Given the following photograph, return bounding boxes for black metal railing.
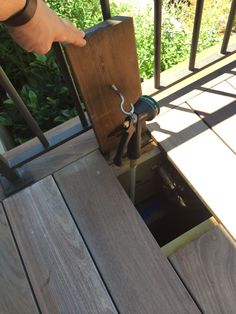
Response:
[0,0,235,188]
[155,0,236,87]
[101,0,235,87]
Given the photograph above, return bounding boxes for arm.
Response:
[0,0,86,54]
[0,0,26,20]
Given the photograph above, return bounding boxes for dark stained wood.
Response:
[54,151,200,314]
[65,17,142,154]
[148,102,236,240]
[0,203,39,314]
[170,225,236,314]
[4,177,117,314]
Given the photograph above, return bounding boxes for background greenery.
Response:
[0,0,233,145]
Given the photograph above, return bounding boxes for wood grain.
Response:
[148,102,236,239]
[0,203,38,314]
[170,225,236,314]
[54,151,200,314]
[65,17,142,154]
[4,177,117,314]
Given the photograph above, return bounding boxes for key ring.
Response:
[111,84,134,117]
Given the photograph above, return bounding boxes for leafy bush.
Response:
[0,26,77,144]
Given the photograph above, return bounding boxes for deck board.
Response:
[170,225,236,314]
[65,17,141,153]
[22,129,98,185]
[54,150,200,314]
[0,203,39,314]
[187,80,236,153]
[4,176,117,314]
[148,103,236,239]
[227,67,236,88]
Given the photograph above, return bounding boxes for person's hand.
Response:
[7,0,86,54]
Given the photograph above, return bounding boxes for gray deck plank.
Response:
[0,203,39,314]
[54,150,200,314]
[4,176,117,314]
[170,225,236,314]
[22,129,98,186]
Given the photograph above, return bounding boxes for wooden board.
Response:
[54,151,200,314]
[148,103,236,239]
[64,17,142,154]
[187,79,236,153]
[170,225,236,314]
[0,203,38,314]
[22,129,98,186]
[4,177,117,314]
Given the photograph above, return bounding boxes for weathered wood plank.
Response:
[187,80,236,153]
[65,17,142,154]
[0,203,39,314]
[170,225,236,314]
[21,129,98,185]
[4,116,86,168]
[4,177,117,314]
[148,103,236,239]
[54,151,200,314]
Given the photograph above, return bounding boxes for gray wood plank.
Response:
[4,177,117,314]
[22,129,98,185]
[170,225,236,314]
[0,203,39,314]
[148,102,236,240]
[54,150,200,314]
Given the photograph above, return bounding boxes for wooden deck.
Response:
[0,56,236,313]
[148,55,236,240]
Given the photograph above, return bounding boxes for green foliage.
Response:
[0,26,77,145]
[0,0,231,145]
[45,0,102,29]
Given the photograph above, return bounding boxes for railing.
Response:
[0,0,235,192]
[0,52,91,187]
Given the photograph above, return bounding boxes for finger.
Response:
[55,19,87,47]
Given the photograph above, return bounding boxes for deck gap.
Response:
[168,258,204,314]
[189,106,236,156]
[115,148,211,247]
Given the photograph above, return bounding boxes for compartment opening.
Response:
[117,152,211,247]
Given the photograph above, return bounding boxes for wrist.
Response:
[2,0,38,27]
[0,0,26,21]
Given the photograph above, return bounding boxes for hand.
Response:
[7,0,86,54]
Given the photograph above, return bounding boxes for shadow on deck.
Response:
[0,54,236,313]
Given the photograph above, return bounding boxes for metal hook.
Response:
[111,84,134,117]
